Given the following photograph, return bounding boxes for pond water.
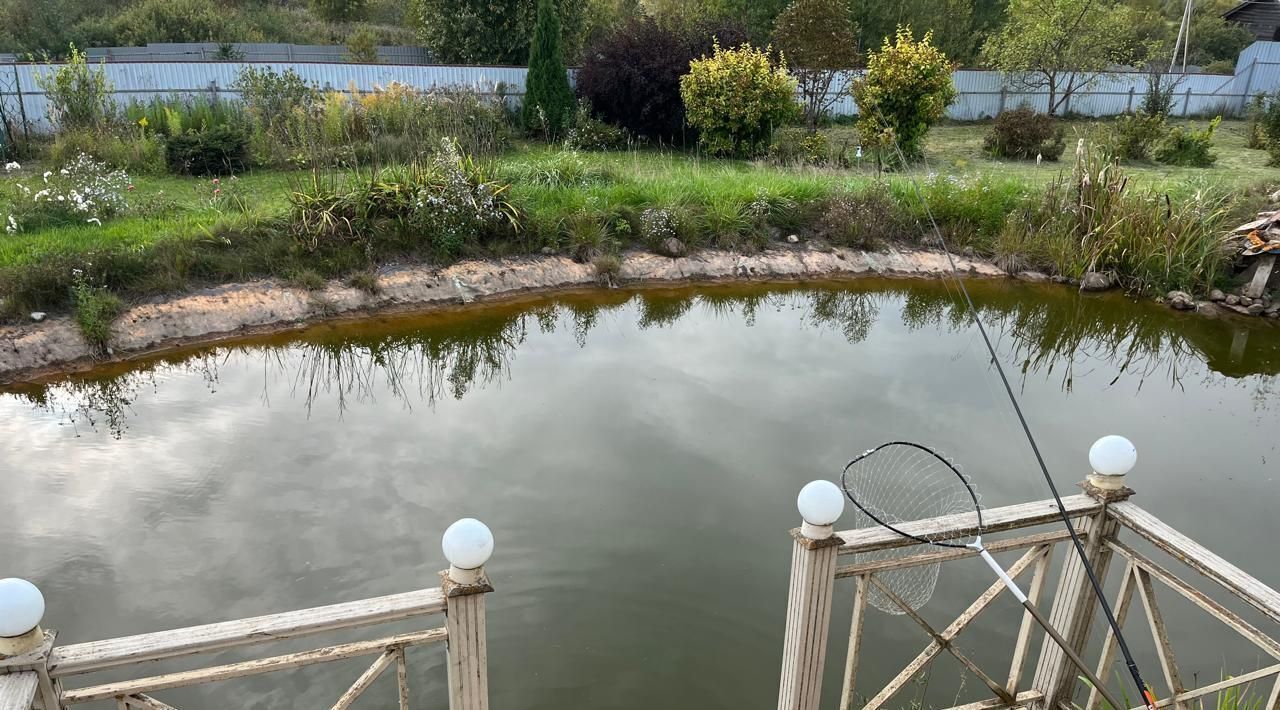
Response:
[2,280,1278,710]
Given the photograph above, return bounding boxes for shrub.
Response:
[771,0,860,127]
[574,16,748,142]
[983,106,1065,160]
[346,25,381,63]
[108,0,249,45]
[33,45,114,130]
[852,27,955,161]
[1245,92,1269,149]
[815,186,907,248]
[768,127,831,165]
[1112,113,1167,161]
[522,0,576,138]
[680,42,798,158]
[50,128,166,174]
[1255,91,1280,165]
[1139,71,1178,118]
[166,125,251,175]
[563,100,627,151]
[1153,117,1220,167]
[234,66,317,156]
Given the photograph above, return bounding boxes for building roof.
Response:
[1223,0,1280,21]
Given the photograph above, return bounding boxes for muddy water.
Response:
[2,280,1277,709]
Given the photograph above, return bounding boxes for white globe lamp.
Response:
[0,578,45,657]
[1088,435,1137,490]
[797,480,845,539]
[442,518,494,584]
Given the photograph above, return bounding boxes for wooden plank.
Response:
[126,694,180,710]
[51,587,447,678]
[836,531,1074,578]
[1134,568,1187,705]
[837,496,1101,556]
[396,647,410,710]
[331,650,397,710]
[446,592,491,710]
[1267,672,1280,710]
[1162,665,1280,707]
[60,627,447,704]
[1086,563,1139,710]
[945,690,1044,710]
[1243,254,1276,299]
[0,672,38,710]
[1107,540,1280,660]
[1007,542,1055,695]
[1108,502,1280,625]
[838,574,870,710]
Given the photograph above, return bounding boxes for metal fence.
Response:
[1,42,1278,134]
[84,43,435,64]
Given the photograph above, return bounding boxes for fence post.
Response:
[1126,87,1135,113]
[778,481,845,710]
[0,579,60,710]
[1030,437,1137,708]
[998,86,1007,115]
[441,519,495,710]
[1182,87,1192,117]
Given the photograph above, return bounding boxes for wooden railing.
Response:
[777,476,1280,710]
[0,532,494,710]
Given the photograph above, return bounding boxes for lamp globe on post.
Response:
[1088,435,1137,491]
[797,480,845,540]
[0,578,45,657]
[442,518,494,585]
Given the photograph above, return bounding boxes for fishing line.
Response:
[873,118,1158,710]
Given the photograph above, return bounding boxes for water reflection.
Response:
[4,280,1278,438]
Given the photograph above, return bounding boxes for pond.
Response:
[2,279,1278,709]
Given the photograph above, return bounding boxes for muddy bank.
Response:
[0,247,1003,383]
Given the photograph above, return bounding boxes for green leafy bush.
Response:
[768,127,831,165]
[71,271,123,352]
[346,24,380,62]
[771,0,860,127]
[983,106,1065,160]
[234,66,317,161]
[1112,113,1167,161]
[311,0,366,21]
[851,27,956,160]
[33,45,114,130]
[1154,117,1220,167]
[680,42,798,158]
[166,125,251,175]
[563,101,627,151]
[50,128,165,174]
[1254,91,1280,165]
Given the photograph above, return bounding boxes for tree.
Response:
[1186,12,1253,69]
[772,0,860,127]
[680,41,798,156]
[574,16,748,141]
[849,0,981,65]
[523,0,576,136]
[346,24,380,63]
[982,0,1134,115]
[850,26,955,159]
[310,0,367,22]
[413,0,587,65]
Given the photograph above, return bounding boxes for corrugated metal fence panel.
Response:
[85,43,435,63]
[6,42,1276,131]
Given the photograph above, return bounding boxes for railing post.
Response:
[440,519,495,710]
[1030,437,1137,709]
[778,481,845,710]
[0,578,60,710]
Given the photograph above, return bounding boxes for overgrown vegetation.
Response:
[680,42,798,158]
[984,106,1065,160]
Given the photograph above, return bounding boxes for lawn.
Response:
[0,118,1276,320]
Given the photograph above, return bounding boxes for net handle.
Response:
[840,441,983,550]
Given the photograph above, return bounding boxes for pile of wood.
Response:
[1234,209,1280,256]
[1231,208,1280,300]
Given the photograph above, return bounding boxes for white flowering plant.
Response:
[0,154,130,234]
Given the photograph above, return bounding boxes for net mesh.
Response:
[841,443,980,614]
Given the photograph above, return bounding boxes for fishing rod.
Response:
[874,120,1159,710]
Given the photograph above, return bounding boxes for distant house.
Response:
[1223,0,1280,41]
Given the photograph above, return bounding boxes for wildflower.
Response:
[3,161,19,172]
[5,215,17,234]
[43,170,51,182]
[214,188,222,196]
[212,178,220,185]
[138,116,148,128]
[86,217,102,226]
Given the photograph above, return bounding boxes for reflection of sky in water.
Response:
[0,281,1277,710]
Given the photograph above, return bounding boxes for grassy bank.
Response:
[1,119,1277,326]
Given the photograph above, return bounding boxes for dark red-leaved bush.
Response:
[574,16,747,143]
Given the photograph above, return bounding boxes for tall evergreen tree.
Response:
[522,0,576,136]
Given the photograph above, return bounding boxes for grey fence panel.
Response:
[4,41,1277,133]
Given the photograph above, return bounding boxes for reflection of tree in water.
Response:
[7,282,1277,437]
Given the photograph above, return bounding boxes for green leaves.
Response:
[680,42,799,157]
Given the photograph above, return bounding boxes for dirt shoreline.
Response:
[0,247,1004,384]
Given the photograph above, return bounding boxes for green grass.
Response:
[1,118,1277,320]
